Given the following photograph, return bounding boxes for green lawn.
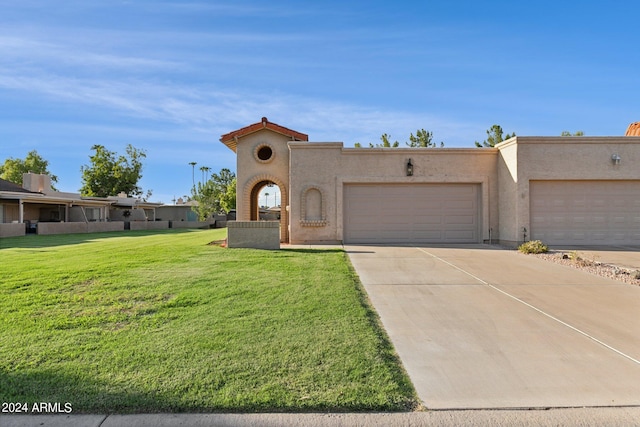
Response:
[0,229,417,413]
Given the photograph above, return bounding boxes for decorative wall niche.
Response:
[300,186,327,227]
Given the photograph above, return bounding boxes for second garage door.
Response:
[343,183,480,244]
[530,180,640,245]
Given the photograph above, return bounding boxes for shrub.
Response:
[518,240,548,254]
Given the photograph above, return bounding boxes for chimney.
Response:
[22,173,53,194]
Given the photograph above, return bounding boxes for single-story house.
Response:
[0,173,164,237]
[221,117,640,246]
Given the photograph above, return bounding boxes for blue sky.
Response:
[1,0,639,204]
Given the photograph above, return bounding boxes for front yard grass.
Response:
[0,229,417,413]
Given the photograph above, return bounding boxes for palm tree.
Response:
[188,162,197,188]
[264,192,270,208]
[200,166,211,183]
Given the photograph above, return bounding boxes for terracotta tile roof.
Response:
[220,117,308,152]
[625,122,640,136]
[0,178,38,193]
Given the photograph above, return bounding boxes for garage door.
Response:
[343,183,480,244]
[530,181,640,245]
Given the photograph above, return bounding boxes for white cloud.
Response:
[0,68,480,147]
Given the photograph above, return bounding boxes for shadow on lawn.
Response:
[0,367,418,413]
[279,248,344,254]
[0,368,172,414]
[0,229,203,251]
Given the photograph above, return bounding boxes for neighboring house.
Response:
[156,198,199,222]
[0,173,163,237]
[221,117,640,246]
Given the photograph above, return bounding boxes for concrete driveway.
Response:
[345,244,640,410]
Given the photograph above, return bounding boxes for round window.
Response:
[254,144,275,163]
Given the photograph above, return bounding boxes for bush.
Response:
[518,240,548,254]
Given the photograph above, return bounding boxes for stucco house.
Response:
[0,173,165,237]
[221,117,640,247]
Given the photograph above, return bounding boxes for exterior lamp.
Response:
[612,154,621,165]
[406,159,413,176]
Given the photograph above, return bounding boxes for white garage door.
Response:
[343,183,480,244]
[530,181,640,245]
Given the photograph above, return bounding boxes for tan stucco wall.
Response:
[497,136,640,246]
[229,123,640,246]
[129,221,169,231]
[288,143,499,244]
[496,138,519,245]
[227,221,280,249]
[35,221,125,235]
[236,129,292,242]
[0,223,25,237]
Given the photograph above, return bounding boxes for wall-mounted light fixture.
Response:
[612,153,621,165]
[406,158,413,176]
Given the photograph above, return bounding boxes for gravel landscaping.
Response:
[528,251,640,286]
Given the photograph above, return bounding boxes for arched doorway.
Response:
[244,175,288,243]
[249,180,279,220]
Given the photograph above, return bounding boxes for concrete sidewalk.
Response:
[4,408,640,427]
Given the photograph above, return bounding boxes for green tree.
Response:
[0,150,58,189]
[354,130,444,148]
[378,133,400,147]
[475,125,515,147]
[191,168,236,220]
[406,129,444,147]
[80,144,148,197]
[561,130,585,136]
[220,178,237,213]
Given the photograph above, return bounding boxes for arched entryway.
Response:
[243,174,288,243]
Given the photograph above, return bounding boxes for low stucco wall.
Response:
[129,221,169,231]
[0,223,25,238]
[170,221,211,229]
[37,222,87,235]
[88,222,125,233]
[227,221,280,250]
[36,221,125,235]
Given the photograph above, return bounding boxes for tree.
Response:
[220,178,236,213]
[80,144,148,197]
[188,162,197,188]
[354,130,444,148]
[355,133,400,148]
[561,131,585,136]
[378,133,400,147]
[475,125,515,147]
[407,129,444,148]
[191,168,236,220]
[0,150,58,189]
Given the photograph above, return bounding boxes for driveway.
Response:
[345,244,640,410]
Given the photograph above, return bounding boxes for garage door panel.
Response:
[444,230,476,240]
[414,217,444,226]
[445,215,475,225]
[344,183,480,244]
[530,181,640,245]
[414,230,445,240]
[444,200,475,210]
